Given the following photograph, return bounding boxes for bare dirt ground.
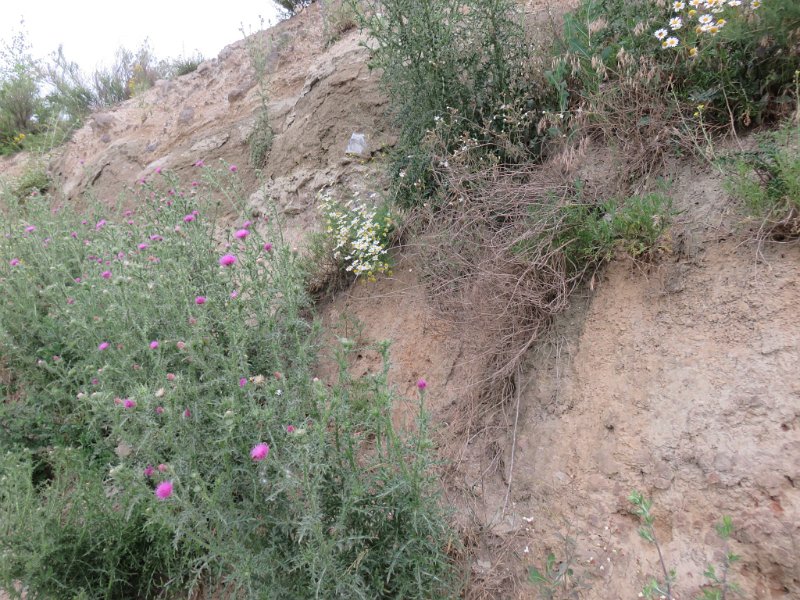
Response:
[320,158,800,599]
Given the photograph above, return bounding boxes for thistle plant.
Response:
[0,163,455,599]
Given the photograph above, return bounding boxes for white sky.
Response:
[1,1,281,73]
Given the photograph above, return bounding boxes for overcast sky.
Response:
[1,1,281,72]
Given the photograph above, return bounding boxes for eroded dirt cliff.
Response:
[1,3,797,598]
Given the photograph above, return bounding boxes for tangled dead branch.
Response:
[404,161,595,412]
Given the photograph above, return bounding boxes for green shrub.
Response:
[166,53,205,77]
[532,190,672,276]
[0,28,44,153]
[242,26,275,168]
[558,0,800,126]
[322,0,359,45]
[352,0,547,207]
[723,121,800,238]
[273,0,316,16]
[2,161,51,202]
[0,164,457,598]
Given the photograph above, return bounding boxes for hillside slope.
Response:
[1,3,797,599]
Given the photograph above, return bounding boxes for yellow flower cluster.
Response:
[654,0,761,53]
[321,192,392,283]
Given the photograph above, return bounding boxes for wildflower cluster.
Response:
[654,0,762,53]
[0,164,454,598]
[320,190,393,282]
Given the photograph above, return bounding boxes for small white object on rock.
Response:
[346,132,368,156]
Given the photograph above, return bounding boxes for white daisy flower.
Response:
[654,28,669,40]
[670,17,683,29]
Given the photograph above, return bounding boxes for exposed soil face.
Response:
[322,159,800,599]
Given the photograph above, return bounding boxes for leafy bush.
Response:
[352,0,547,207]
[558,0,800,127]
[242,27,275,168]
[322,0,359,45]
[723,121,800,238]
[0,164,457,598]
[528,190,672,276]
[0,30,208,156]
[0,29,44,153]
[7,161,50,201]
[166,53,205,77]
[273,0,317,16]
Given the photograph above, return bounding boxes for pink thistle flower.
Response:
[230,290,239,299]
[155,406,165,414]
[98,342,110,351]
[150,234,163,241]
[155,480,173,500]
[124,210,133,217]
[229,164,238,172]
[243,220,252,227]
[183,214,195,223]
[91,378,99,386]
[144,465,154,477]
[176,341,186,350]
[194,159,205,167]
[250,443,269,461]
[71,231,78,238]
[157,463,167,472]
[67,298,75,305]
[154,166,162,174]
[9,258,20,267]
[219,254,237,267]
[286,425,296,433]
[188,317,197,325]
[166,373,176,381]
[123,399,136,408]
[191,181,199,187]
[74,277,82,283]
[263,242,273,252]
[234,229,249,239]
[138,243,149,251]
[239,377,247,387]
[183,408,191,418]
[150,340,159,349]
[417,378,428,391]
[24,225,36,233]
[101,270,112,279]
[195,296,206,305]
[95,220,107,230]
